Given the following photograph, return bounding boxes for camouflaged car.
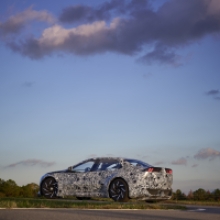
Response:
[39,157,173,202]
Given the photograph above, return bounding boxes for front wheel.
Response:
[41,177,58,199]
[109,178,129,202]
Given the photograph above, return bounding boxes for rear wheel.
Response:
[41,177,58,199]
[109,178,129,202]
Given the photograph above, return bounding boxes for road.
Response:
[0,206,220,220]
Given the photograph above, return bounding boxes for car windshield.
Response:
[124,159,151,168]
[72,161,95,173]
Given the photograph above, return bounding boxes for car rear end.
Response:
[142,166,173,200]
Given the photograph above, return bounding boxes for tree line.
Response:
[0,178,39,198]
[172,188,220,201]
[0,177,220,201]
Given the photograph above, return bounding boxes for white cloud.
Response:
[194,148,220,160]
[154,161,166,165]
[171,157,187,166]
[5,159,55,168]
[207,0,220,16]
[2,0,220,63]
[0,7,55,35]
[192,164,198,168]
[39,20,110,47]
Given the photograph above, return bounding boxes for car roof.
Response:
[86,157,148,163]
[72,157,151,168]
[86,157,123,161]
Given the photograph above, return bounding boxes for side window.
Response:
[129,161,139,166]
[125,159,150,168]
[72,161,94,173]
[106,163,122,170]
[97,161,121,171]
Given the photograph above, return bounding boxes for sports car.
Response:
[39,157,173,202]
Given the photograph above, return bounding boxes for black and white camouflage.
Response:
[39,157,173,201]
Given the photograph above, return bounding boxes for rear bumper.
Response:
[130,188,172,200]
[148,189,172,197]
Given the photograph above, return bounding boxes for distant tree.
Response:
[20,183,39,197]
[0,178,6,197]
[0,178,4,185]
[0,178,5,194]
[172,189,186,200]
[21,185,33,197]
[187,190,194,200]
[1,179,21,197]
[193,188,208,201]
[212,189,220,201]
[0,178,39,198]
[206,190,212,201]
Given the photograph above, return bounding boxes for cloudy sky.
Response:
[0,0,220,193]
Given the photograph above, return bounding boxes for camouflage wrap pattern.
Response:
[40,157,173,200]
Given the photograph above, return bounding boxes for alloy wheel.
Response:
[41,177,58,199]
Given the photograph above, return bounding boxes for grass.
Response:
[0,197,187,210]
[165,200,220,207]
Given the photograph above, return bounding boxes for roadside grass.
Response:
[0,198,186,210]
[165,200,220,207]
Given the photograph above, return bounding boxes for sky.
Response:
[0,0,220,194]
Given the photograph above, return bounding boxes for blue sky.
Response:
[0,0,220,193]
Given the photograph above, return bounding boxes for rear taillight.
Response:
[165,168,173,174]
[147,167,154,172]
[146,167,162,172]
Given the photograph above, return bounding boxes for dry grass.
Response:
[165,200,220,207]
[0,201,17,208]
[0,198,187,210]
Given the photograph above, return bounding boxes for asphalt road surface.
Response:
[0,206,220,220]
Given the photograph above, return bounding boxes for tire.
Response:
[41,177,58,199]
[109,178,129,202]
